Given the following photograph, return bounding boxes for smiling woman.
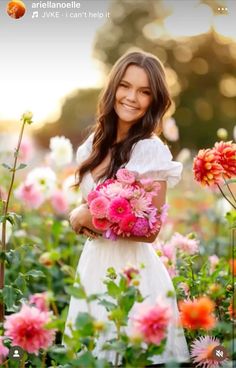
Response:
[63,50,190,365]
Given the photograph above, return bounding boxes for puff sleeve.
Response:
[125,137,183,188]
[76,133,94,165]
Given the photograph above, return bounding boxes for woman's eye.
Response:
[120,83,128,88]
[141,90,151,95]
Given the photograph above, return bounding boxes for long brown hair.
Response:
[75,50,171,185]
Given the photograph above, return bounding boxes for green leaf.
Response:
[106,280,121,298]
[26,269,45,279]
[98,298,116,311]
[75,312,95,337]
[15,273,26,291]
[72,351,96,367]
[3,285,22,310]
[2,163,12,170]
[16,163,27,170]
[65,285,86,299]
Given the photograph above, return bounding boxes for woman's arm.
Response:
[74,181,167,243]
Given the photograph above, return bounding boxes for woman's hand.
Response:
[69,204,89,233]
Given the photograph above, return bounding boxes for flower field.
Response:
[0,115,235,367]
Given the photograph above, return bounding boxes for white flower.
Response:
[49,136,73,166]
[163,118,179,141]
[217,128,228,140]
[62,175,82,205]
[26,167,57,198]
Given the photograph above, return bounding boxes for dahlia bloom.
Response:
[26,167,57,198]
[14,182,44,209]
[213,140,236,179]
[131,217,149,236]
[132,299,171,345]
[89,196,110,218]
[130,193,151,217]
[170,232,199,255]
[116,168,136,184]
[87,190,101,206]
[179,297,216,330]
[51,190,69,214]
[208,255,219,274]
[4,304,56,355]
[92,217,111,231]
[49,136,73,166]
[29,292,50,312]
[108,197,132,222]
[119,214,137,233]
[193,148,223,186]
[0,337,9,364]
[190,336,226,368]
[139,178,161,196]
[100,182,124,198]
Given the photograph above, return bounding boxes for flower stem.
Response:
[217,184,236,210]
[223,176,236,204]
[0,118,26,322]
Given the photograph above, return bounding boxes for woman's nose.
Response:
[126,89,137,101]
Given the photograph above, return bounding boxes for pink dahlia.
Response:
[14,182,44,209]
[209,255,219,274]
[131,217,149,236]
[51,190,69,214]
[139,178,161,196]
[0,337,9,364]
[108,197,132,222]
[101,182,123,198]
[87,190,101,206]
[92,217,111,231]
[132,300,171,345]
[29,292,49,312]
[130,194,151,217]
[119,214,137,233]
[170,233,199,255]
[4,304,56,355]
[90,196,110,218]
[213,140,236,179]
[190,336,227,368]
[116,168,136,184]
[193,148,224,186]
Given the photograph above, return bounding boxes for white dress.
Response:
[63,134,190,365]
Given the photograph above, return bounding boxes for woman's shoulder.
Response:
[76,132,94,164]
[132,134,171,157]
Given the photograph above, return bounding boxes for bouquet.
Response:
[87,168,166,240]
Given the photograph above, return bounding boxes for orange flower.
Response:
[228,298,236,320]
[213,141,236,179]
[193,149,223,186]
[179,297,216,330]
[229,259,236,276]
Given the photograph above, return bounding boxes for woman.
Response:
[64,50,190,365]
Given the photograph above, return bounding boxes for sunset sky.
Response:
[0,0,235,126]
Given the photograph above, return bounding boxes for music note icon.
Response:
[32,11,38,18]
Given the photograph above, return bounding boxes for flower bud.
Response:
[22,111,33,124]
[93,320,105,331]
[39,252,54,267]
[217,128,228,140]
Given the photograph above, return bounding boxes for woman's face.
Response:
[114,65,153,127]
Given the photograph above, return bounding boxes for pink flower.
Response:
[4,304,56,355]
[123,265,139,285]
[14,182,44,209]
[108,197,132,222]
[139,178,161,196]
[209,255,219,274]
[119,214,137,233]
[130,194,151,217]
[100,182,123,198]
[116,168,136,184]
[92,217,111,231]
[87,190,101,206]
[29,292,49,312]
[131,218,149,236]
[0,337,9,364]
[51,190,69,214]
[213,140,236,179]
[162,242,176,261]
[170,233,199,255]
[160,203,169,223]
[190,336,226,368]
[90,197,110,218]
[19,138,33,162]
[132,299,171,345]
[193,148,224,186]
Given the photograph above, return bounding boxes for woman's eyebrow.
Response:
[120,79,151,89]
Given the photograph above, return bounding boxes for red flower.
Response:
[193,149,223,186]
[179,297,216,330]
[213,140,236,179]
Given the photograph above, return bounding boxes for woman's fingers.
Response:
[81,227,99,239]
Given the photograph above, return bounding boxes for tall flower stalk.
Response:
[0,112,33,322]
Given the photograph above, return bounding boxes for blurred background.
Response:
[0,0,235,153]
